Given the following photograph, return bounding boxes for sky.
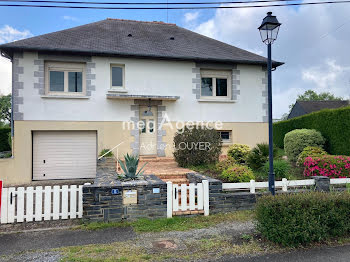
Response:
[0,1,350,118]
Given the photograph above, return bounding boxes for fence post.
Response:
[166,181,173,218]
[313,176,330,192]
[203,180,209,216]
[282,178,288,192]
[250,180,255,194]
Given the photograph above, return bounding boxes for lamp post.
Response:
[258,12,281,195]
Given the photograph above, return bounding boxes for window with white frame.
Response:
[218,130,232,143]
[45,62,85,96]
[200,70,231,99]
[110,64,125,89]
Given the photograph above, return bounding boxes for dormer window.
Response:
[45,62,86,96]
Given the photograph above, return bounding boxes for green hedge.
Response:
[273,106,350,155]
[256,192,350,247]
[0,127,11,152]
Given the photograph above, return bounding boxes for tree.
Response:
[287,90,343,113]
[0,94,11,124]
[295,90,343,102]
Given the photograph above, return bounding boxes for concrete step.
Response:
[161,178,189,184]
[157,174,188,179]
[173,210,204,216]
[139,156,175,162]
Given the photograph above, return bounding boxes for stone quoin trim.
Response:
[262,66,268,123]
[192,67,201,99]
[157,105,167,157]
[231,67,240,101]
[12,52,24,120]
[130,102,140,155]
[34,53,96,96]
[130,99,166,156]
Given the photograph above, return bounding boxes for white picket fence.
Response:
[222,178,350,193]
[166,180,209,218]
[1,185,83,224]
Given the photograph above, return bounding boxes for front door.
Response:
[139,106,157,155]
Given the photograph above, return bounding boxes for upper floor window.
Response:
[200,70,231,100]
[45,62,85,96]
[111,64,125,89]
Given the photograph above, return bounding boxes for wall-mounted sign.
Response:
[153,188,160,194]
[111,189,120,195]
[123,190,137,205]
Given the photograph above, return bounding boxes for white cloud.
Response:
[0,25,32,44]
[188,2,350,117]
[184,12,199,23]
[302,59,350,90]
[0,25,32,95]
[62,15,78,21]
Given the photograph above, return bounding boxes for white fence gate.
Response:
[166,180,209,218]
[0,185,83,224]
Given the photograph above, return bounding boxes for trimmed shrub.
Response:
[227,144,250,164]
[262,159,291,180]
[215,156,236,173]
[246,143,277,170]
[284,129,325,163]
[256,192,350,247]
[297,146,327,167]
[173,127,222,167]
[0,127,11,152]
[219,164,255,183]
[273,106,350,155]
[303,155,350,178]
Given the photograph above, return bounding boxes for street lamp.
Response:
[258,12,281,195]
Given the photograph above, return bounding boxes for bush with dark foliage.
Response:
[256,192,350,247]
[173,127,222,167]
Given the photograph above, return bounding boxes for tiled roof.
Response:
[0,19,282,66]
[298,100,350,114]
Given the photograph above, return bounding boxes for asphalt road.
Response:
[0,227,136,256]
[220,244,350,262]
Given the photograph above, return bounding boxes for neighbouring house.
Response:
[287,100,349,119]
[0,19,282,185]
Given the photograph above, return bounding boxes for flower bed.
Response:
[303,155,350,178]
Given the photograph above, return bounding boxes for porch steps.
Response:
[139,156,175,162]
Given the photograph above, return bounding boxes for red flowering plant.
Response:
[303,155,350,178]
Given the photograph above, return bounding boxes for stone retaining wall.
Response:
[188,173,258,213]
[83,173,331,222]
[83,175,167,222]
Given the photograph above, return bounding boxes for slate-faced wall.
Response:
[83,175,167,222]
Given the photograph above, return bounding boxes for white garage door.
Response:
[33,131,97,180]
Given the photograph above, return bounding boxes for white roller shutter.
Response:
[33,131,97,180]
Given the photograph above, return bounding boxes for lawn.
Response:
[61,210,272,262]
[79,210,255,232]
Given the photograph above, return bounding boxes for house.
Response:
[287,100,349,119]
[0,19,282,185]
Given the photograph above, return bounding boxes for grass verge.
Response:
[78,210,254,232]
[59,234,276,262]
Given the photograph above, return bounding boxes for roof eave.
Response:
[0,45,284,67]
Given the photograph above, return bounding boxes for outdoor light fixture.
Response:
[142,98,153,116]
[258,12,281,44]
[258,12,281,196]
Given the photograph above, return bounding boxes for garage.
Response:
[33,131,97,180]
